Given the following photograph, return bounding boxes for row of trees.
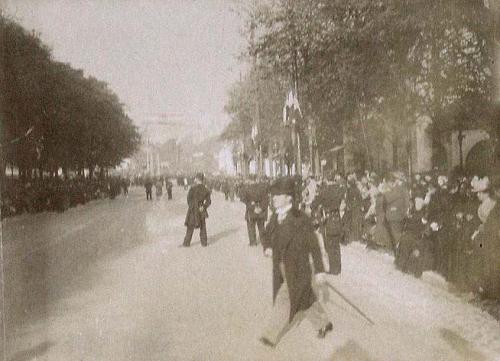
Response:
[0,15,141,181]
[223,0,498,175]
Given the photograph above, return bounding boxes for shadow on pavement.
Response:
[3,195,152,342]
[9,340,55,361]
[439,328,487,361]
[328,340,380,361]
[190,227,240,246]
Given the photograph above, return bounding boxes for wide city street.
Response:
[3,187,500,361]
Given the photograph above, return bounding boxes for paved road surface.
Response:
[3,187,500,361]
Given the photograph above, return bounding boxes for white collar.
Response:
[276,203,293,216]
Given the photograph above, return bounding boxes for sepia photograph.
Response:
[0,1,499,360]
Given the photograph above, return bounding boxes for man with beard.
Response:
[260,177,332,347]
[182,172,211,247]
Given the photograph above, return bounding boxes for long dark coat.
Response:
[426,188,450,275]
[346,184,363,243]
[476,202,500,299]
[240,182,269,221]
[383,184,409,223]
[262,209,325,322]
[383,184,409,250]
[374,193,391,248]
[323,215,343,275]
[184,184,211,228]
[312,183,343,274]
[395,209,426,277]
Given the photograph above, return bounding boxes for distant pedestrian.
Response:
[182,172,211,247]
[145,177,153,201]
[155,178,163,199]
[222,180,230,200]
[122,178,130,196]
[166,179,173,200]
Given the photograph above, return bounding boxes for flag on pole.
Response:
[251,123,258,142]
[283,90,302,125]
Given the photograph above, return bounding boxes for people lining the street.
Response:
[4,168,496,322]
[203,169,498,307]
[203,169,497,303]
[0,176,130,217]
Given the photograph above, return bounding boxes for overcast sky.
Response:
[3,0,246,143]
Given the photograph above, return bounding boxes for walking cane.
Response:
[325,282,375,326]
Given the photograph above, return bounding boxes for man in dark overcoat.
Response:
[221,179,230,200]
[260,177,332,347]
[312,178,344,275]
[345,174,362,243]
[144,177,153,201]
[426,175,450,274]
[383,174,410,253]
[240,175,269,246]
[475,176,500,299]
[182,172,211,247]
[165,178,173,200]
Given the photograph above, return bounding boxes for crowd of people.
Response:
[0,176,131,218]
[208,170,499,307]
[142,176,173,201]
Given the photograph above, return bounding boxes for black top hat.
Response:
[195,172,204,181]
[270,177,295,196]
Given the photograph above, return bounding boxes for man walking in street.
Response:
[240,175,269,246]
[260,177,332,347]
[144,176,153,201]
[166,178,173,200]
[182,172,211,247]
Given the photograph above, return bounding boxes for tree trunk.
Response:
[0,201,5,361]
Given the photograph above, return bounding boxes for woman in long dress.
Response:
[394,197,426,277]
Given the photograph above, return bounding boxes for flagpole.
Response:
[294,81,302,177]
